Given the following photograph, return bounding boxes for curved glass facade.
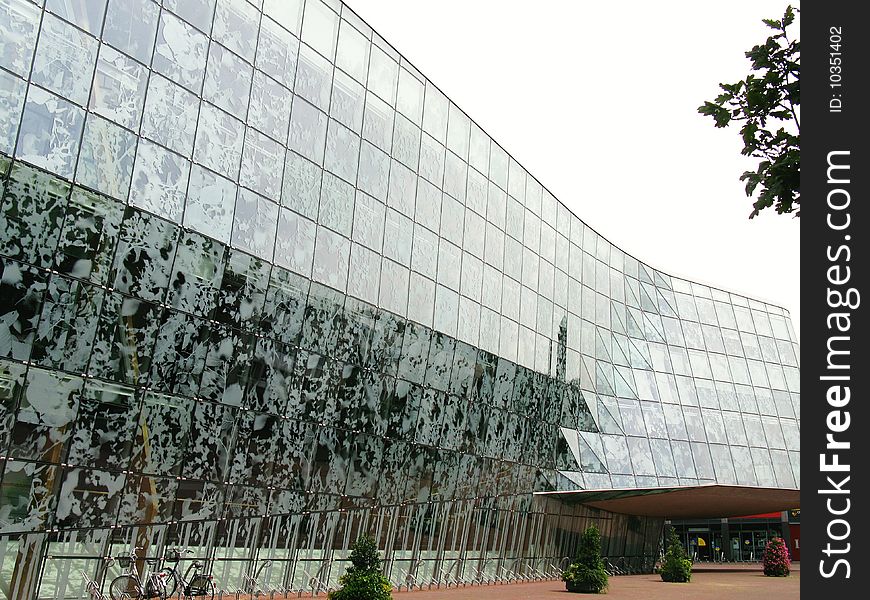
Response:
[0,0,799,597]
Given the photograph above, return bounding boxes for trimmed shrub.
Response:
[762,537,791,577]
[660,527,692,583]
[329,536,393,600]
[562,525,609,593]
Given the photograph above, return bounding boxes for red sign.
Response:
[733,512,782,519]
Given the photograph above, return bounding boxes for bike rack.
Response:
[436,558,461,588]
[394,567,415,592]
[405,559,424,590]
[307,577,331,598]
[306,561,332,597]
[508,558,527,581]
[472,557,496,586]
[498,565,519,583]
[81,570,108,600]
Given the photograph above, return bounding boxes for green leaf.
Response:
[699,4,800,219]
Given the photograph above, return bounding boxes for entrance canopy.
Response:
[535,484,800,519]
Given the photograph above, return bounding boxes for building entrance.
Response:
[671,515,788,563]
[687,529,712,561]
[739,531,756,561]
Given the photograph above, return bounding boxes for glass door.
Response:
[695,532,711,561]
[740,532,754,561]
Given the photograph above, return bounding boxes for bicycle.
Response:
[109,548,166,600]
[156,547,216,600]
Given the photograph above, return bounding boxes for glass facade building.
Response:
[0,0,799,597]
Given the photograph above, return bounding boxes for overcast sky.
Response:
[348,0,801,338]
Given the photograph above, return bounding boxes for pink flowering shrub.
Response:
[762,537,791,577]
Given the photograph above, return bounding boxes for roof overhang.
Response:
[535,484,800,519]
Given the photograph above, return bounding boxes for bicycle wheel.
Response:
[156,569,178,599]
[185,575,215,600]
[110,575,142,600]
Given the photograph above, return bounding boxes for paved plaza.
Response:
[391,564,800,599]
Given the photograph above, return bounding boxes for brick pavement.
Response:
[390,563,800,599]
[222,563,800,599]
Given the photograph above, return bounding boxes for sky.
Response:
[347,0,801,338]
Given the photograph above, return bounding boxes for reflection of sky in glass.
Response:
[0,0,799,592]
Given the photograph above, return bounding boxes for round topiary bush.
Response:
[762,537,791,577]
[660,527,692,583]
[562,525,609,593]
[329,536,393,600]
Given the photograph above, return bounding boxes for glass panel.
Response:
[335,18,368,83]
[16,87,85,179]
[282,151,322,219]
[288,97,328,164]
[245,336,295,416]
[167,230,225,317]
[130,392,193,477]
[419,134,444,188]
[362,93,393,153]
[31,13,99,105]
[129,140,190,224]
[163,0,215,32]
[295,45,332,112]
[103,0,160,64]
[56,196,116,292]
[324,120,360,184]
[66,380,137,471]
[153,9,209,92]
[185,165,237,243]
[89,292,162,385]
[31,275,104,372]
[0,0,41,78]
[368,45,397,106]
[149,308,209,397]
[213,0,260,62]
[312,226,349,291]
[446,104,469,160]
[275,209,317,277]
[378,259,408,316]
[257,13,299,87]
[386,159,415,218]
[0,459,60,533]
[110,207,180,303]
[1,162,71,268]
[0,70,25,155]
[396,68,423,125]
[0,258,47,361]
[301,0,338,60]
[90,45,148,130]
[200,324,256,406]
[261,266,308,346]
[383,209,412,266]
[347,243,380,306]
[249,70,293,142]
[232,189,278,260]
[422,82,447,145]
[194,103,245,179]
[212,248,270,331]
[240,128,284,201]
[8,368,83,462]
[358,142,389,202]
[76,114,136,199]
[141,73,200,157]
[203,42,254,119]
